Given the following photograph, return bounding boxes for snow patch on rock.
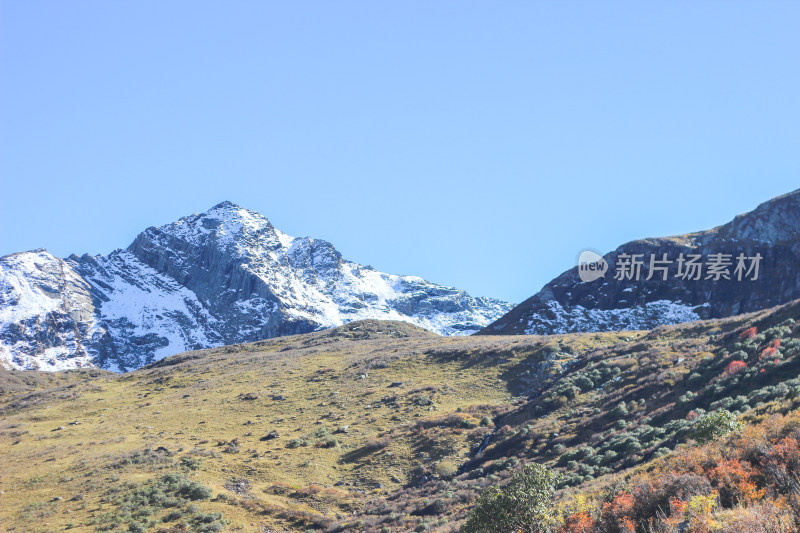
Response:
[524,300,705,335]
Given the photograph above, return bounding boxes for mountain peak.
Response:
[0,202,513,371]
[200,201,268,225]
[143,202,282,252]
[210,200,241,210]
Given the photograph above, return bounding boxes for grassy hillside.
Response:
[1,301,799,532]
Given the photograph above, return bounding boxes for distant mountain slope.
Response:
[481,188,800,335]
[0,202,512,371]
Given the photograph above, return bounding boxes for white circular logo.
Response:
[577,250,608,282]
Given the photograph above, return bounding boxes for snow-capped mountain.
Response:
[0,202,512,371]
[481,189,800,336]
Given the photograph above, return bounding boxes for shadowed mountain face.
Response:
[0,202,512,371]
[481,189,800,335]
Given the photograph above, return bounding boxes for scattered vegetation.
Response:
[463,463,560,533]
[1,307,799,532]
[90,473,225,532]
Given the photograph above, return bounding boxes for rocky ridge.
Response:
[482,189,800,335]
[0,202,512,371]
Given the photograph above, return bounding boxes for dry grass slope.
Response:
[1,302,800,532]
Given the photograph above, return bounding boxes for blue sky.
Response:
[1,2,798,303]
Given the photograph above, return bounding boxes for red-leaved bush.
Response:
[739,327,757,340]
[724,360,747,376]
[760,339,781,360]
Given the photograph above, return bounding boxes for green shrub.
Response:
[610,402,628,419]
[180,457,201,470]
[436,461,459,479]
[574,375,594,392]
[600,451,618,465]
[692,410,742,444]
[677,391,697,407]
[653,447,671,457]
[413,395,434,406]
[462,463,559,533]
[687,372,703,386]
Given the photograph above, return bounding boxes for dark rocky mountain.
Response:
[0,202,512,371]
[481,189,800,335]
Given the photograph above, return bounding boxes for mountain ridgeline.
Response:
[0,202,512,371]
[2,189,799,373]
[481,188,800,336]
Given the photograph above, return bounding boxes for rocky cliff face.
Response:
[0,202,512,371]
[0,250,98,370]
[481,189,800,335]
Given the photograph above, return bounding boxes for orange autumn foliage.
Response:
[576,413,800,532]
[707,458,764,505]
[739,326,757,340]
[562,512,595,533]
[723,360,747,376]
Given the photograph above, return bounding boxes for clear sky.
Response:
[1,2,798,303]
